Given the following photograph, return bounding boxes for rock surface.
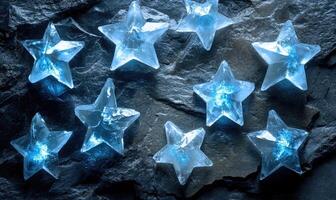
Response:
[0,0,336,199]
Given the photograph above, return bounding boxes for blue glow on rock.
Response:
[11,113,72,180]
[153,121,213,185]
[247,110,308,180]
[22,23,84,96]
[98,1,169,70]
[177,0,235,50]
[252,20,321,91]
[193,60,255,126]
[75,78,140,154]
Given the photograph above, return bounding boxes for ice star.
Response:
[22,23,84,90]
[153,121,212,185]
[193,61,255,126]
[177,0,235,50]
[98,1,169,70]
[252,20,321,91]
[247,110,308,180]
[11,113,72,180]
[75,78,140,154]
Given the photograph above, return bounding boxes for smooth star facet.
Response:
[98,1,169,70]
[193,60,255,126]
[252,20,321,91]
[22,23,84,90]
[75,78,140,154]
[153,121,213,185]
[11,113,72,180]
[247,110,308,180]
[177,0,235,50]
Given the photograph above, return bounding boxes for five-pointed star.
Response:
[153,121,213,185]
[75,78,140,154]
[11,113,72,180]
[22,23,84,89]
[252,20,321,91]
[247,110,308,180]
[98,1,169,70]
[193,61,255,126]
[177,0,235,50]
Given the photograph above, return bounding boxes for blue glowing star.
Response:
[98,1,169,70]
[11,113,72,180]
[22,23,84,90]
[75,78,140,154]
[247,110,308,180]
[252,20,321,91]
[153,121,213,185]
[193,61,255,126]
[177,0,235,50]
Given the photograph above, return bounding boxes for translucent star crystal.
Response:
[247,110,308,180]
[98,1,169,70]
[193,60,255,126]
[11,113,72,180]
[177,0,235,50]
[22,23,84,93]
[153,121,213,185]
[75,78,140,154]
[252,20,321,91]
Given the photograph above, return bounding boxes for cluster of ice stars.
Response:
[11,0,321,185]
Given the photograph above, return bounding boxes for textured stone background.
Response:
[0,0,336,199]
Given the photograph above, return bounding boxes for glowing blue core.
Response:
[31,142,49,162]
[214,84,235,107]
[273,129,293,160]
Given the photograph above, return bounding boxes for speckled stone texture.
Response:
[0,0,336,199]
